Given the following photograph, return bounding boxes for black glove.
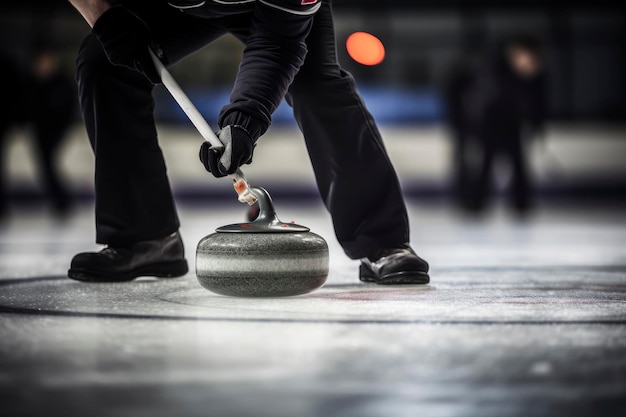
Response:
[199,125,256,178]
[92,6,161,84]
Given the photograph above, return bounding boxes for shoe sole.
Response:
[360,267,430,285]
[68,260,189,283]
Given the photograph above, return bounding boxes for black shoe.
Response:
[68,231,189,282]
[359,245,429,285]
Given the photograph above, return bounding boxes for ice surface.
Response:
[1,202,625,417]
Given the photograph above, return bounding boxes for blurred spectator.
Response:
[0,47,75,221]
[29,47,75,218]
[445,34,547,215]
[444,51,481,208]
[0,52,26,221]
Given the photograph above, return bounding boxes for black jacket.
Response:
[451,44,547,142]
[167,0,322,140]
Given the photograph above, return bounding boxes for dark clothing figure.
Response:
[444,55,479,207]
[0,54,25,219]
[446,38,546,214]
[68,0,429,285]
[31,58,76,216]
[0,50,75,219]
[76,0,409,259]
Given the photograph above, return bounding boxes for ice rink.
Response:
[1,2,625,415]
[1,201,625,416]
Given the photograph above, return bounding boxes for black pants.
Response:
[0,123,8,217]
[76,0,409,259]
[461,125,532,212]
[33,123,72,214]
[476,132,531,211]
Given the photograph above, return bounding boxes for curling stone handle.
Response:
[215,186,310,233]
[251,187,280,225]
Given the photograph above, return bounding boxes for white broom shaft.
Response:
[149,49,250,183]
[149,49,223,149]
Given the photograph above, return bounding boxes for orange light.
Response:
[346,32,385,66]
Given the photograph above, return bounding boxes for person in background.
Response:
[0,52,26,221]
[444,51,481,208]
[447,34,547,215]
[29,47,76,218]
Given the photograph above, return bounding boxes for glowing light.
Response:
[346,32,386,66]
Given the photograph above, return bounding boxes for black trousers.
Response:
[0,123,8,216]
[460,120,532,212]
[76,0,409,259]
[33,123,72,214]
[473,131,532,211]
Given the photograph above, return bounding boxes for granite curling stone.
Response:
[196,187,329,297]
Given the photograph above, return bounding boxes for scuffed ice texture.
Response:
[1,204,626,417]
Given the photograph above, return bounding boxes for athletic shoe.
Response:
[359,245,429,285]
[68,231,188,282]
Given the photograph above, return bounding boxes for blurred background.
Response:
[0,0,625,221]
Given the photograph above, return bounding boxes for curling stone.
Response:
[196,187,329,297]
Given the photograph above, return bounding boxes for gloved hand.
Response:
[199,125,256,178]
[92,5,161,84]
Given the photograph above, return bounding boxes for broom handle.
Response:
[148,49,247,180]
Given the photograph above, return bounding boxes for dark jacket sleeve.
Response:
[218,0,320,140]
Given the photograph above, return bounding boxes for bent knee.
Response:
[292,62,343,88]
[288,67,357,104]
